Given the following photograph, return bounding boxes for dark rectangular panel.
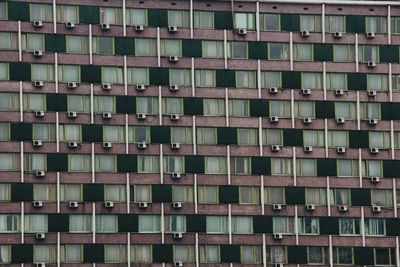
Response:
[317,158,337,176]
[251,157,271,175]
[217,127,237,144]
[115,37,135,55]
[45,34,66,52]
[149,67,169,85]
[281,14,300,32]
[349,130,369,148]
[253,216,273,233]
[83,244,104,263]
[118,214,138,232]
[216,69,236,88]
[184,97,203,115]
[11,123,33,141]
[380,45,399,63]
[248,41,268,59]
[319,217,339,235]
[11,244,33,263]
[152,184,172,203]
[351,188,371,206]
[80,65,101,84]
[285,187,305,205]
[314,44,333,61]
[9,62,31,81]
[214,11,233,30]
[282,71,301,89]
[46,94,68,111]
[347,73,367,90]
[8,2,30,21]
[186,215,206,232]
[79,5,100,24]
[11,183,33,201]
[148,9,168,27]
[250,99,269,117]
[117,155,137,172]
[82,124,103,142]
[218,186,239,204]
[287,246,308,264]
[48,214,69,232]
[283,129,303,146]
[153,244,173,262]
[315,101,335,118]
[182,39,202,57]
[220,245,241,262]
[83,184,104,202]
[185,155,205,173]
[116,96,136,114]
[47,153,68,171]
[150,126,171,144]
[354,247,374,265]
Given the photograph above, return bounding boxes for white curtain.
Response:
[198,186,218,204]
[174,245,194,262]
[127,67,148,85]
[69,215,92,232]
[101,7,122,25]
[229,99,248,117]
[103,125,124,142]
[164,156,184,173]
[306,188,326,205]
[126,9,146,26]
[326,15,345,32]
[163,98,183,114]
[33,124,55,141]
[26,154,45,171]
[200,245,219,263]
[0,245,10,263]
[0,215,19,232]
[260,14,280,31]
[32,64,54,81]
[33,184,50,201]
[169,215,186,232]
[25,214,47,233]
[267,187,284,204]
[205,157,226,174]
[231,216,253,234]
[0,184,10,201]
[69,154,91,172]
[270,100,290,117]
[295,44,312,61]
[134,185,151,202]
[66,36,88,53]
[334,45,353,62]
[302,73,322,89]
[365,218,385,235]
[327,73,346,90]
[169,69,191,86]
[304,130,324,147]
[202,41,223,58]
[137,97,158,114]
[168,10,189,27]
[59,65,79,82]
[273,217,291,233]
[204,99,224,116]
[34,245,56,263]
[366,17,387,33]
[161,39,181,56]
[196,128,216,144]
[270,246,286,263]
[269,43,288,60]
[297,159,316,176]
[105,245,126,262]
[328,131,348,147]
[68,95,90,113]
[26,34,43,51]
[61,245,81,263]
[272,158,292,175]
[138,215,161,233]
[57,5,78,23]
[195,69,215,87]
[104,185,126,202]
[261,71,281,88]
[95,155,115,172]
[301,15,321,31]
[206,216,228,233]
[138,156,159,173]
[264,129,282,145]
[171,127,192,144]
[31,4,52,21]
[296,101,314,118]
[335,102,356,119]
[236,71,256,88]
[193,11,213,29]
[0,154,14,170]
[60,184,81,201]
[135,39,156,56]
[60,124,80,141]
[172,186,193,203]
[131,245,152,263]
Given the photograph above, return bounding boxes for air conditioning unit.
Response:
[370,147,379,154]
[35,233,46,240]
[173,232,183,239]
[33,201,43,208]
[104,201,114,208]
[33,50,43,57]
[301,88,311,95]
[137,113,146,120]
[136,84,146,91]
[103,142,112,149]
[32,140,43,147]
[102,83,111,90]
[372,205,381,213]
[33,20,43,27]
[304,146,313,152]
[101,23,111,30]
[367,61,376,68]
[68,141,79,148]
[173,202,182,209]
[368,118,378,125]
[174,261,183,267]
[171,143,180,149]
[271,145,282,152]
[333,31,343,38]
[238,28,247,35]
[303,117,312,124]
[34,80,44,87]
[366,32,375,38]
[137,141,147,149]
[170,114,180,121]
[338,205,348,212]
[138,202,148,208]
[65,21,75,28]
[35,110,45,117]
[336,117,345,124]
[34,263,46,267]
[273,233,283,240]
[272,204,282,211]
[67,82,78,89]
[172,172,182,179]
[306,204,316,211]
[269,87,279,94]
[35,170,45,177]
[67,111,77,118]
[69,201,79,208]
[368,90,377,97]
[168,26,178,32]
[170,85,179,91]
[337,147,346,154]
[270,116,279,123]
[335,89,344,96]
[135,24,145,31]
[274,264,284,267]
[370,176,380,183]
[169,56,179,62]
[301,30,310,37]
[102,112,112,119]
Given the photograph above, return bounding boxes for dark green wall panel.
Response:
[82,124,103,142]
[314,44,333,61]
[184,97,203,115]
[285,187,305,205]
[354,247,374,265]
[253,216,272,233]
[186,215,206,232]
[115,37,135,55]
[84,244,104,263]
[250,99,269,117]
[251,157,271,175]
[287,246,308,264]
[248,41,268,59]
[148,9,168,27]
[317,158,337,176]
[349,130,369,148]
[118,214,138,232]
[153,244,173,262]
[319,217,339,235]
[214,11,233,30]
[79,6,100,24]
[81,65,101,84]
[150,126,171,144]
[351,188,371,206]
[152,184,172,202]
[117,155,137,172]
[182,40,202,57]
[216,70,236,88]
[8,2,30,21]
[282,71,301,89]
[281,14,300,32]
[11,183,33,201]
[83,184,104,202]
[46,94,67,111]
[346,15,366,33]
[283,129,303,146]
[347,73,367,90]
[185,155,205,173]
[380,45,399,63]
[217,127,237,144]
[48,214,69,232]
[149,67,169,85]
[315,101,335,118]
[221,245,241,262]
[219,186,239,204]
[11,244,33,263]
[11,123,33,141]
[10,62,31,81]
[116,96,136,114]
[45,34,66,52]
[383,160,400,178]
[47,153,68,171]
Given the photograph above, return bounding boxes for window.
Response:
[206,216,228,233]
[228,42,248,59]
[302,72,322,90]
[239,186,259,204]
[160,39,181,56]
[195,69,216,87]
[263,129,283,146]
[328,131,349,148]
[168,10,189,27]
[168,215,186,233]
[0,123,9,141]
[104,245,126,263]
[339,218,360,235]
[23,33,44,51]
[326,73,347,90]
[308,247,329,265]
[68,95,90,113]
[100,7,123,25]
[297,217,319,235]
[103,125,125,143]
[33,245,56,263]
[104,185,126,202]
[69,215,92,232]
[371,189,393,207]
[66,35,89,54]
[334,45,355,62]
[0,33,18,50]
[260,13,280,31]
[69,154,91,172]
[261,71,281,88]
[241,246,261,263]
[0,2,6,20]
[237,128,258,145]
[273,217,294,234]
[56,5,79,23]
[126,8,147,26]
[391,17,400,34]
[131,245,152,263]
[134,185,151,203]
[25,154,46,171]
[25,214,47,233]
[294,101,315,118]
[163,156,184,173]
[95,155,116,172]
[92,37,114,55]
[303,130,324,147]
[360,102,380,120]
[0,153,18,171]
[33,123,56,141]
[375,248,395,266]
[369,131,390,149]
[202,41,224,58]
[264,187,285,205]
[196,128,217,145]
[270,100,291,118]
[171,127,192,144]
[364,218,385,236]
[359,45,379,63]
[170,68,191,86]
[128,126,150,143]
[0,63,8,80]
[194,11,214,29]
[32,64,54,81]
[205,156,227,174]
[271,158,292,176]
[268,246,287,264]
[200,245,219,263]
[172,186,193,203]
[198,185,218,204]
[174,245,195,262]
[305,188,326,205]
[325,15,345,33]
[296,159,317,176]
[335,102,356,120]
[230,157,251,175]
[162,97,183,115]
[234,13,255,30]
[96,215,118,233]
[101,67,123,84]
[94,96,115,113]
[33,184,55,201]
[392,74,400,92]
[136,97,158,115]
[333,247,353,265]
[138,215,161,233]
[58,65,80,82]
[268,43,289,60]
[0,184,10,201]
[0,245,10,263]
[337,160,359,177]
[366,16,387,33]
[135,38,156,56]
[30,4,53,22]
[294,44,313,61]
[300,15,322,32]
[236,71,256,88]
[138,156,160,173]
[330,188,350,205]
[367,74,388,91]
[228,99,249,117]
[203,99,225,116]
[60,184,82,202]
[0,214,20,232]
